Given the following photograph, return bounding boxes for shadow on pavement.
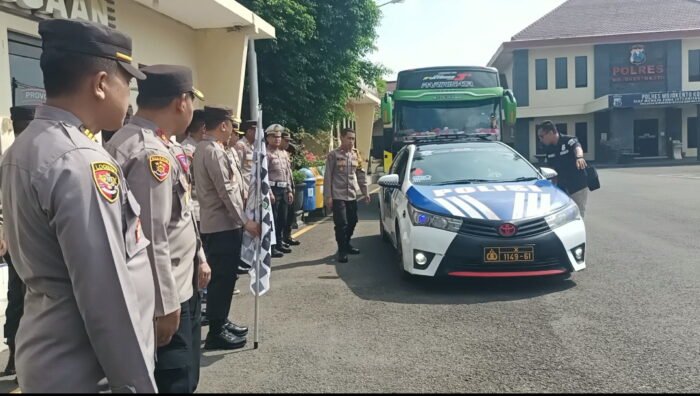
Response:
[271,254,336,272]
[335,233,576,305]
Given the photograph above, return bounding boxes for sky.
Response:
[370,0,568,80]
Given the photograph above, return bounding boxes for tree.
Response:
[240,0,386,133]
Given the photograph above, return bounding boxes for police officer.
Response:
[266,124,294,257]
[537,120,589,217]
[323,128,370,263]
[281,130,301,246]
[0,19,156,392]
[193,106,259,350]
[105,65,211,393]
[236,120,257,186]
[181,109,205,154]
[1,105,35,378]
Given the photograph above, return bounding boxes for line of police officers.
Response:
[0,15,368,395]
[0,18,277,393]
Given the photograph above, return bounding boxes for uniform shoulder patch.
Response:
[149,154,171,182]
[91,162,120,203]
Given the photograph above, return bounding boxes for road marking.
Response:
[290,187,380,239]
[656,173,700,180]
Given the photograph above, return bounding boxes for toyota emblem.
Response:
[498,223,518,237]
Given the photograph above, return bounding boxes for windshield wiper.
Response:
[435,179,499,185]
[501,177,539,182]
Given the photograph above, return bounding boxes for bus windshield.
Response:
[396,100,501,139]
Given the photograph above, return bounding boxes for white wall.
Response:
[527,45,595,117]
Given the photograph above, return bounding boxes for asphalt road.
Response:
[2,165,699,393]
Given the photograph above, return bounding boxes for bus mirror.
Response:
[381,93,393,125]
[503,90,517,126]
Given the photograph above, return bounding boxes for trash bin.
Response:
[672,140,683,160]
[300,168,316,211]
[310,167,324,210]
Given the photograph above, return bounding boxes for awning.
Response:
[134,0,275,38]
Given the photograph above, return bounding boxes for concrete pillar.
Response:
[195,28,248,120]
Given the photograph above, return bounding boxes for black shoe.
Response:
[204,331,246,350]
[346,244,360,255]
[338,251,348,263]
[284,237,301,246]
[277,245,292,254]
[201,316,209,327]
[281,242,291,249]
[271,248,284,258]
[236,264,252,274]
[3,347,15,376]
[225,320,248,337]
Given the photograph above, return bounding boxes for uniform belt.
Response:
[271,181,289,188]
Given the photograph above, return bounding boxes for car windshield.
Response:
[409,144,540,185]
[397,100,500,138]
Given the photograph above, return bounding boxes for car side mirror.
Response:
[378,174,400,189]
[539,167,558,180]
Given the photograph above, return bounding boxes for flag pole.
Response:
[247,37,262,350]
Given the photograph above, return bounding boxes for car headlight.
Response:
[408,205,462,232]
[545,201,580,230]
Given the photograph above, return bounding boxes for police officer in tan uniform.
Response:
[280,130,301,246]
[105,65,210,393]
[193,106,259,350]
[0,19,156,393]
[266,124,294,257]
[323,128,370,263]
[236,120,256,186]
[1,105,35,378]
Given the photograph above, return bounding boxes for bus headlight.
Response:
[409,205,462,232]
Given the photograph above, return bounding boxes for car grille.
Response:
[459,217,550,238]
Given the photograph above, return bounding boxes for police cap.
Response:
[138,64,204,101]
[10,105,36,122]
[38,19,146,80]
[242,120,258,131]
[265,124,284,136]
[204,106,238,126]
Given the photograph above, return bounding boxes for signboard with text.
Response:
[609,91,700,108]
[0,0,116,28]
[608,42,668,94]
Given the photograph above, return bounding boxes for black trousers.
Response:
[271,186,288,246]
[3,253,25,346]
[332,200,358,250]
[154,293,201,393]
[284,190,297,240]
[201,229,241,334]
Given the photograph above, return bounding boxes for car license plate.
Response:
[483,246,534,263]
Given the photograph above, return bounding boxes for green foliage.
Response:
[292,170,306,185]
[239,0,387,132]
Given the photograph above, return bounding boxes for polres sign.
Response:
[609,90,700,108]
[0,0,116,28]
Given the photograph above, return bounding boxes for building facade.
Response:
[489,0,700,162]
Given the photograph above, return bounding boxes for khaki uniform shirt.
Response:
[235,137,254,185]
[323,147,368,201]
[0,105,156,393]
[105,116,204,317]
[267,148,293,193]
[181,136,200,222]
[193,138,248,234]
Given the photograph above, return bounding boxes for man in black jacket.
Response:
[537,121,589,217]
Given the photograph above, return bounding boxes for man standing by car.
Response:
[324,128,370,263]
[537,121,589,217]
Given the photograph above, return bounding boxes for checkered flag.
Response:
[241,115,273,296]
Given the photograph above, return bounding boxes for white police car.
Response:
[378,137,586,279]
